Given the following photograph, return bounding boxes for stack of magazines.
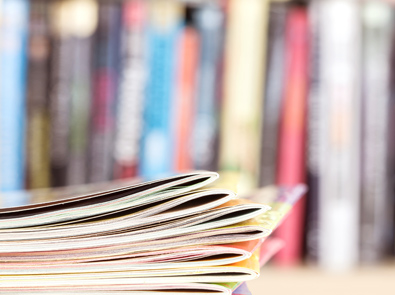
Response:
[0,171,304,294]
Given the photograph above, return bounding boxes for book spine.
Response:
[139,0,183,179]
[25,0,51,190]
[389,7,395,258]
[318,0,361,270]
[89,1,122,183]
[0,0,2,208]
[305,0,322,263]
[113,0,147,179]
[191,3,224,171]
[274,6,309,266]
[48,0,73,187]
[259,2,287,187]
[0,0,30,206]
[67,0,98,185]
[360,0,394,263]
[219,0,269,194]
[173,19,199,172]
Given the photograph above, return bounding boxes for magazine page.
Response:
[0,171,218,228]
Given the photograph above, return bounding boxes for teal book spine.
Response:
[139,1,183,179]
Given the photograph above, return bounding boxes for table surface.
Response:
[248,262,395,295]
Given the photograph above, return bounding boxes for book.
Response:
[173,9,200,172]
[139,0,183,179]
[25,0,51,190]
[274,5,309,266]
[48,0,74,187]
[89,1,122,183]
[113,0,147,179]
[360,0,394,263]
[0,0,30,206]
[389,6,395,257]
[0,171,303,294]
[67,0,98,185]
[259,2,288,187]
[305,0,321,263]
[191,3,224,171]
[219,0,270,194]
[318,0,361,271]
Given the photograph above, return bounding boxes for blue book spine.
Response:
[0,0,30,207]
[139,1,183,180]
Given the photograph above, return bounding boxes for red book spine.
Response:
[274,7,309,265]
[174,26,200,171]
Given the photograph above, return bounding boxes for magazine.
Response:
[0,171,304,294]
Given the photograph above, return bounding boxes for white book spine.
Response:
[318,0,361,271]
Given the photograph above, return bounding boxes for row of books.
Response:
[264,0,395,270]
[0,0,394,271]
[1,0,223,192]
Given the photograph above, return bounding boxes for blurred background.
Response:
[0,0,394,293]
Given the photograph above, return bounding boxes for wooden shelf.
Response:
[248,261,395,295]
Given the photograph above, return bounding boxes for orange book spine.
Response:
[174,26,200,171]
[274,7,309,265]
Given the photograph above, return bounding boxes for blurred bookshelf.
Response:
[0,0,395,292]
